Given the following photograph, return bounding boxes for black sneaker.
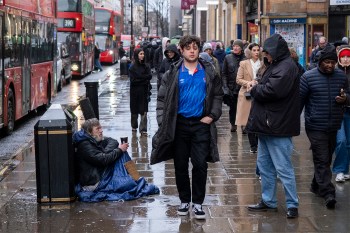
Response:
[192,204,206,219]
[286,208,298,218]
[250,147,257,153]
[325,196,337,209]
[177,203,190,216]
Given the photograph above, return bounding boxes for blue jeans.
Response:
[257,135,299,209]
[94,58,103,70]
[333,111,350,174]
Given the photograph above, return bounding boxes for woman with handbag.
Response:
[235,43,262,153]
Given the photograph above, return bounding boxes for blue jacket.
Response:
[300,67,349,132]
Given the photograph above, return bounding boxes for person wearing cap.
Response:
[202,43,220,73]
[332,45,350,183]
[222,39,246,132]
[342,36,349,45]
[300,44,349,209]
[245,34,300,218]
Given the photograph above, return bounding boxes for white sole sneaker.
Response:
[177,210,189,216]
[335,173,345,183]
[177,203,190,216]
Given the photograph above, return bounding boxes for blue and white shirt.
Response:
[178,63,206,118]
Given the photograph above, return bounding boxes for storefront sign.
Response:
[330,0,350,5]
[248,22,258,35]
[270,18,306,25]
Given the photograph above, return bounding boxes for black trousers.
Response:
[173,115,210,205]
[248,133,258,149]
[228,94,238,125]
[306,129,336,199]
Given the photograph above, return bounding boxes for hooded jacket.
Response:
[300,45,350,132]
[246,34,300,136]
[159,44,181,80]
[73,129,123,186]
[151,58,223,165]
[153,37,170,71]
[213,47,226,71]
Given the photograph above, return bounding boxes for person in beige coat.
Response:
[236,43,262,152]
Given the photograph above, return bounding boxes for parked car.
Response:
[56,43,72,92]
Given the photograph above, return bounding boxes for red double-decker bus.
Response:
[57,0,95,76]
[0,0,56,134]
[94,8,123,64]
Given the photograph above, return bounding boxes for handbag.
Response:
[244,92,251,100]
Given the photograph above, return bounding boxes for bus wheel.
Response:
[5,89,15,135]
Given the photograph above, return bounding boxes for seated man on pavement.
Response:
[73,118,159,202]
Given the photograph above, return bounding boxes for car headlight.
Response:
[71,63,79,71]
[109,50,113,55]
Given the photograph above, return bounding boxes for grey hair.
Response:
[81,118,100,133]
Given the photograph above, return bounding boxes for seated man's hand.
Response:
[118,143,129,152]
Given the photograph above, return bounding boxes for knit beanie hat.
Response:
[318,44,337,64]
[339,48,350,58]
[233,39,244,50]
[199,52,213,63]
[203,43,212,52]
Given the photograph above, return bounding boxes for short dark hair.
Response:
[81,118,100,134]
[179,35,201,50]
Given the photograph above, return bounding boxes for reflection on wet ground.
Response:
[1,65,350,232]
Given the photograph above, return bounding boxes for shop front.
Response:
[269,17,306,68]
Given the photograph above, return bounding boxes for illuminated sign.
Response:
[63,19,76,28]
[270,18,306,25]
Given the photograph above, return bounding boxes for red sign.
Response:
[181,0,190,9]
[248,22,258,35]
[188,0,197,5]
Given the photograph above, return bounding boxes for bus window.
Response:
[57,0,80,12]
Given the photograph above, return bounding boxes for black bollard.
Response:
[84,81,99,119]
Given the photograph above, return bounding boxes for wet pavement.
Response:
[1,63,350,232]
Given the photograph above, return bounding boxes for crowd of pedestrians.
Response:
[72,33,350,221]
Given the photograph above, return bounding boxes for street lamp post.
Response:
[130,0,134,39]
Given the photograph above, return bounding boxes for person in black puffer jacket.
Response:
[300,44,349,209]
[129,48,152,135]
[246,34,300,218]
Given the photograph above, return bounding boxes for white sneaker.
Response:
[192,204,206,220]
[177,203,190,216]
[335,173,345,183]
[344,174,350,180]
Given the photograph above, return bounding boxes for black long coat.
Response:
[129,49,152,114]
